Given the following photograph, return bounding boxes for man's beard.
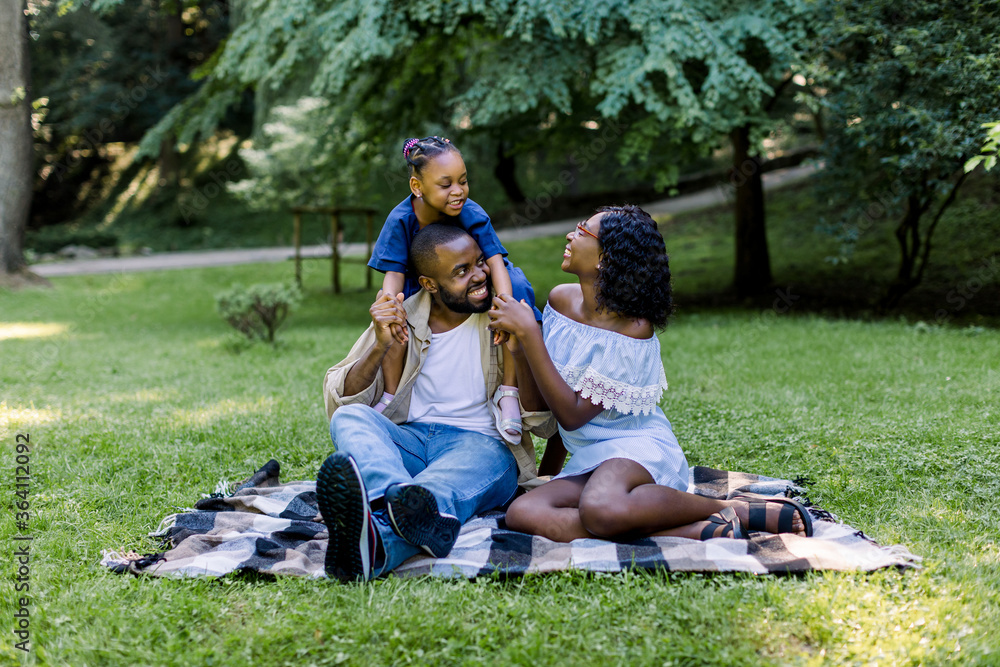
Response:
[438,279,492,314]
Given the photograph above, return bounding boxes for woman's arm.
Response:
[489,294,603,430]
[537,433,568,477]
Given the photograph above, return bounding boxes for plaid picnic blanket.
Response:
[101,460,919,579]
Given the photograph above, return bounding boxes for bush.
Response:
[215,283,303,343]
[26,227,119,254]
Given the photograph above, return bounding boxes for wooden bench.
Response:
[291,206,376,293]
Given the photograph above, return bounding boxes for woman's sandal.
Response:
[700,506,746,540]
[490,386,522,446]
[731,494,814,537]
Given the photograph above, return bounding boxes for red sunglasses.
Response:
[575,221,599,240]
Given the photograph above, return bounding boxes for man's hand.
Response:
[342,291,407,397]
[371,290,408,347]
[488,294,535,341]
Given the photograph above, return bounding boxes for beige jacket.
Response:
[323,290,555,489]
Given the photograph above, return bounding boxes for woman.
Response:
[488,205,812,542]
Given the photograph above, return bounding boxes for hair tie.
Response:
[403,138,420,159]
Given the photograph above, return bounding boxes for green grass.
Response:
[4,192,1000,665]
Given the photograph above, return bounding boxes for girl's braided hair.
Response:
[402,136,461,178]
[593,204,674,329]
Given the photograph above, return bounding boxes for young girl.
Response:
[488,204,814,542]
[368,136,541,445]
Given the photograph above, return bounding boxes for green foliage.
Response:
[25,226,118,255]
[812,0,1000,307]
[966,122,1000,173]
[814,0,999,242]
[29,0,228,143]
[139,0,816,190]
[214,282,303,343]
[27,0,236,226]
[226,97,385,209]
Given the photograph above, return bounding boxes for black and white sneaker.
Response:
[316,452,374,581]
[384,484,461,558]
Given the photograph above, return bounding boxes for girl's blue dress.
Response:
[369,197,541,320]
[543,304,690,490]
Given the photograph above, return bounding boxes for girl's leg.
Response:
[578,458,806,540]
[505,475,592,542]
[498,345,521,440]
[376,340,405,412]
[381,347,404,395]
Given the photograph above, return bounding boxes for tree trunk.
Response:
[0,0,44,286]
[157,1,184,188]
[812,106,826,143]
[731,124,772,297]
[158,133,178,188]
[494,141,526,203]
[880,195,927,311]
[880,173,967,311]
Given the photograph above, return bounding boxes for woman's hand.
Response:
[490,293,603,430]
[488,294,535,340]
[502,331,522,356]
[490,292,512,346]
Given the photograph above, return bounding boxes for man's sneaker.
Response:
[384,484,461,558]
[316,452,374,581]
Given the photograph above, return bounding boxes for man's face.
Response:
[426,235,492,314]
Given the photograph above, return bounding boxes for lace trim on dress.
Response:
[558,363,668,416]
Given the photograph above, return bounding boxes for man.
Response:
[319,224,557,581]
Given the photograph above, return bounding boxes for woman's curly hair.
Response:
[593,204,674,329]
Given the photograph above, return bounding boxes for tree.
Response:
[226,96,385,210]
[135,0,814,294]
[816,0,1000,310]
[729,74,800,297]
[28,0,232,228]
[0,0,43,286]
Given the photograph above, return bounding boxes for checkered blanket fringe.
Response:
[101,459,919,579]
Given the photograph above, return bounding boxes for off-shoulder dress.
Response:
[543,304,689,490]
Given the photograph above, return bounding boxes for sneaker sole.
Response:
[385,484,460,558]
[316,453,371,581]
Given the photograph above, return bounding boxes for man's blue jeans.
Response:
[329,403,518,576]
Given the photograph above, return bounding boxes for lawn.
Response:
[3,185,1000,665]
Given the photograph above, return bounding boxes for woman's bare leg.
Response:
[504,464,731,543]
[506,458,807,542]
[505,476,592,542]
[578,459,806,540]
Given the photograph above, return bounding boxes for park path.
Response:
[33,164,817,278]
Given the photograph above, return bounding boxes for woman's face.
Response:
[561,212,603,276]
